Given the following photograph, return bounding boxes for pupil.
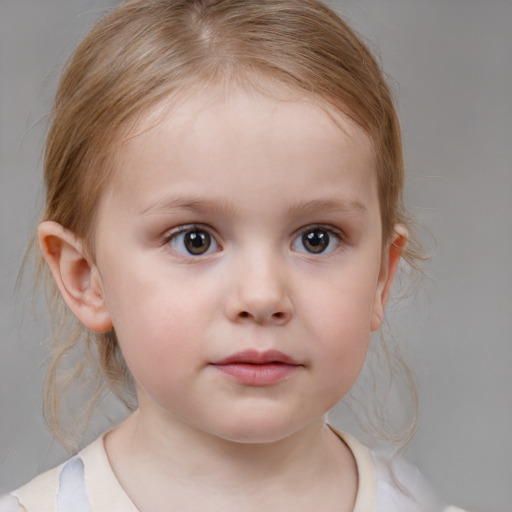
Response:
[184,230,211,255]
[303,230,329,254]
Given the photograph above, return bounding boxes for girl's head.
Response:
[39,0,420,443]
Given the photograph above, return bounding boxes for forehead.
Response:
[119,84,374,157]
[103,89,378,218]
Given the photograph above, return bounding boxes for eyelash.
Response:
[162,224,344,257]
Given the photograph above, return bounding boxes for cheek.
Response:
[305,271,378,341]
[301,271,378,395]
[102,270,216,390]
[311,315,370,410]
[319,310,371,389]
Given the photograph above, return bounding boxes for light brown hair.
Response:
[39,0,423,446]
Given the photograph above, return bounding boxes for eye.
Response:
[292,226,341,255]
[167,226,220,256]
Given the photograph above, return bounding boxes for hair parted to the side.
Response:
[39,0,425,448]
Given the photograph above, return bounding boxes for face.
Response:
[89,90,396,444]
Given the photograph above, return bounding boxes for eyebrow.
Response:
[286,198,368,217]
[139,194,240,217]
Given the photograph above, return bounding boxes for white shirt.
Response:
[1,429,466,512]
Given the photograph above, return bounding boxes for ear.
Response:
[38,221,113,333]
[370,225,408,332]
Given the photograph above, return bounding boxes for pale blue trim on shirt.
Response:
[57,458,91,512]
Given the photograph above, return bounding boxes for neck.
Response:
[119,408,329,482]
[105,404,357,511]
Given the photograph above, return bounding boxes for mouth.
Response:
[210,349,303,386]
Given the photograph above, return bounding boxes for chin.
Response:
[206,412,311,445]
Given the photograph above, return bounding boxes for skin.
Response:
[39,89,405,511]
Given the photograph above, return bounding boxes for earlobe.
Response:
[370,225,408,332]
[38,221,113,333]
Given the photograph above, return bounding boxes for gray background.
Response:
[1,1,511,510]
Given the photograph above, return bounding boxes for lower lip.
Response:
[212,363,300,386]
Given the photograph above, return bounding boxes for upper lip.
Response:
[211,349,300,366]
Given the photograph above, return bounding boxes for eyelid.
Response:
[295,224,344,240]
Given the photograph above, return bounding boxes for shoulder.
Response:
[1,435,138,512]
[331,428,467,512]
[1,439,101,512]
[1,458,63,512]
[2,456,92,512]
[372,450,445,512]
[372,450,469,512]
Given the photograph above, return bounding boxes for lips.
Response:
[210,349,302,386]
[212,349,299,366]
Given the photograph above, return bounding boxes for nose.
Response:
[224,253,293,326]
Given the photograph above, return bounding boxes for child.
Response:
[1,0,468,510]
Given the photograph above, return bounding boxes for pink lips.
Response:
[211,349,302,386]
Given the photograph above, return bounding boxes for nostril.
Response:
[237,311,287,321]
